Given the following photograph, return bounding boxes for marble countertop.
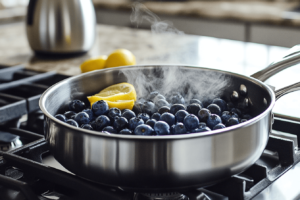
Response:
[1,22,300,118]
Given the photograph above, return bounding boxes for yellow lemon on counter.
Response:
[80,55,107,73]
[87,83,136,110]
[105,49,136,68]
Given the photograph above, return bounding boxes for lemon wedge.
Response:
[88,97,134,110]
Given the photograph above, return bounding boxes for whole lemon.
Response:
[105,49,136,68]
[80,55,107,73]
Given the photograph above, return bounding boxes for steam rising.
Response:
[122,3,230,105]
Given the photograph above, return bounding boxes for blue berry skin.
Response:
[82,109,94,120]
[174,123,187,135]
[151,113,161,121]
[160,113,176,126]
[134,124,154,136]
[154,121,170,135]
[137,113,150,123]
[213,123,226,130]
[199,122,207,127]
[221,111,239,124]
[92,100,109,116]
[121,109,131,114]
[122,110,136,121]
[158,106,170,115]
[55,114,67,122]
[133,101,143,114]
[148,91,159,101]
[170,104,186,115]
[190,99,203,108]
[155,99,170,109]
[242,114,252,120]
[170,124,175,134]
[153,94,166,102]
[128,117,144,130]
[113,117,128,131]
[142,101,156,115]
[68,100,85,112]
[231,108,242,117]
[119,128,133,135]
[102,126,117,133]
[198,108,211,122]
[207,104,222,116]
[74,112,90,125]
[64,111,76,119]
[187,103,202,116]
[183,114,199,131]
[94,115,111,131]
[146,119,156,128]
[207,114,222,129]
[108,108,121,120]
[66,119,79,127]
[170,93,185,104]
[191,126,211,133]
[226,118,240,127]
[175,110,189,123]
[81,124,93,130]
[212,98,228,112]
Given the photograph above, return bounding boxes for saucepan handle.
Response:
[275,81,300,100]
[251,44,300,82]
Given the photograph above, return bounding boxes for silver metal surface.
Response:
[40,65,277,191]
[26,0,96,54]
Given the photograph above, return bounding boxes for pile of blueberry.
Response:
[54,84,252,135]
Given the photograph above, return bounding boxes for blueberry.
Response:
[221,111,239,124]
[175,110,189,123]
[121,109,131,114]
[94,115,111,131]
[198,108,211,122]
[212,98,227,112]
[158,106,170,114]
[192,126,211,133]
[89,120,96,129]
[207,104,221,116]
[146,119,156,128]
[133,101,143,114]
[199,122,207,127]
[148,91,159,101]
[154,121,170,135]
[81,124,93,130]
[187,103,202,116]
[113,117,128,131]
[155,99,170,109]
[170,93,185,104]
[170,104,186,115]
[153,94,166,103]
[170,124,175,134]
[174,123,187,134]
[122,110,136,121]
[142,101,156,115]
[213,123,226,130]
[231,108,242,117]
[160,113,176,126]
[64,111,76,119]
[128,117,144,130]
[66,119,79,127]
[239,84,247,96]
[137,113,150,123]
[74,112,90,125]
[82,109,94,120]
[102,126,117,133]
[227,102,235,111]
[190,99,203,107]
[183,114,199,131]
[240,119,247,123]
[92,100,109,116]
[207,114,222,129]
[231,91,239,102]
[119,128,133,135]
[242,114,252,120]
[226,118,240,127]
[134,124,154,135]
[55,114,67,122]
[151,113,161,121]
[108,108,121,120]
[68,100,85,112]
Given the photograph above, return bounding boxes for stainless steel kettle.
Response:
[26,0,96,55]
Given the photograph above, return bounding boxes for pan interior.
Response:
[43,65,272,133]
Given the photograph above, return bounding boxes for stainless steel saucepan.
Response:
[40,46,300,192]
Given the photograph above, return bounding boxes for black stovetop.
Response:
[0,64,300,200]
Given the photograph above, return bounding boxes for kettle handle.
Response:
[27,0,38,25]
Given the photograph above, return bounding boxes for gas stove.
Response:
[0,64,300,200]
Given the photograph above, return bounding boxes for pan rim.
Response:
[39,64,275,140]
